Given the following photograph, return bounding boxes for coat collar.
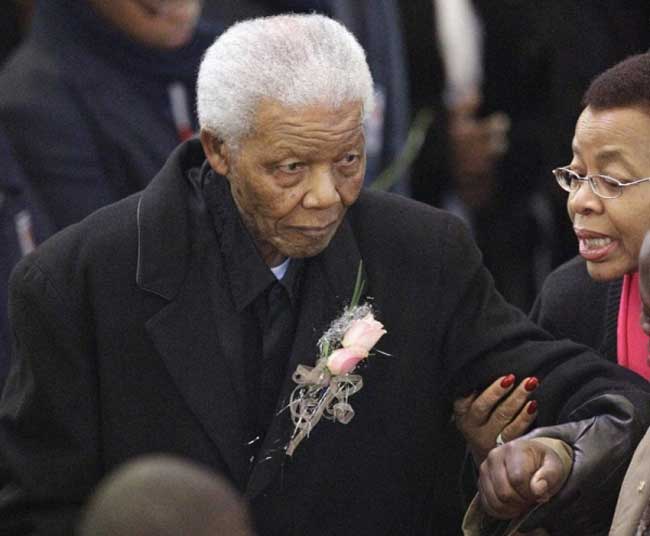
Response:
[137,144,365,495]
[136,140,206,300]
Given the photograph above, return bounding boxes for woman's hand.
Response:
[453,374,539,463]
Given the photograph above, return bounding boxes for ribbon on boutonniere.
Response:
[285,262,387,457]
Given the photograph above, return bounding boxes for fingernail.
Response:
[500,374,515,388]
[527,400,538,415]
[525,377,539,392]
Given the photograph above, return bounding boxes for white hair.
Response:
[196,13,374,146]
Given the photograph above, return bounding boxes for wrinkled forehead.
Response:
[244,99,365,150]
[572,106,650,166]
[255,98,364,128]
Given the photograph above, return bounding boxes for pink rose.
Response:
[326,313,386,375]
[341,313,386,354]
[326,346,369,375]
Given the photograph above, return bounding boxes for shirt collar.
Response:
[271,258,291,280]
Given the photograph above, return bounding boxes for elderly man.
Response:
[1,14,650,536]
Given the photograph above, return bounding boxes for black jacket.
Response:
[531,255,621,362]
[2,140,649,535]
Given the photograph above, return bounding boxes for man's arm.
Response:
[437,214,650,532]
[0,257,101,535]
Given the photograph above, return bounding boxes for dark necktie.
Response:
[257,281,295,440]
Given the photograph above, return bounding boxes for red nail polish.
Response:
[527,400,538,414]
[525,377,539,392]
[500,374,515,388]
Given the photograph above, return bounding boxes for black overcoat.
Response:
[2,141,650,535]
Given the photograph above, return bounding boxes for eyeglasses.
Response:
[553,166,650,199]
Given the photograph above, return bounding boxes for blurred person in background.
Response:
[78,455,255,536]
[400,0,650,312]
[0,129,52,390]
[400,0,549,312]
[0,0,34,65]
[0,0,220,230]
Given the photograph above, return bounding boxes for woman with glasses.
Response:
[455,51,650,531]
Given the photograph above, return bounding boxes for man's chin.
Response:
[278,236,335,260]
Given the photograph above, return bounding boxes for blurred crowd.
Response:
[1,0,648,317]
[2,1,647,325]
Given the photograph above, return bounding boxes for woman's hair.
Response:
[583,52,650,112]
[196,13,374,147]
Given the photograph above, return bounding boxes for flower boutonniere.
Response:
[286,262,387,457]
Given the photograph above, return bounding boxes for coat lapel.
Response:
[145,256,250,489]
[136,156,250,490]
[246,216,364,498]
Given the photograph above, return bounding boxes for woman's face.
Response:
[567,105,650,281]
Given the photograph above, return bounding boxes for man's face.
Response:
[89,0,203,49]
[202,100,366,266]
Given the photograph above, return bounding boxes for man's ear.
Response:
[200,130,230,176]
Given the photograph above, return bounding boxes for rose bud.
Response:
[326,346,368,375]
[341,313,386,354]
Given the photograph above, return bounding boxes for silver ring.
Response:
[496,433,506,447]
